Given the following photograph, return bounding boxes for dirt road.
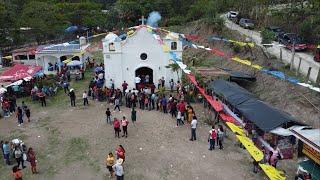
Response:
[222,14,320,83]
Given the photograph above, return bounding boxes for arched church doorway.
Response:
[60,56,67,62]
[135,67,153,85]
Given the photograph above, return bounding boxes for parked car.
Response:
[227,11,239,20]
[239,18,254,29]
[314,46,320,62]
[266,26,283,40]
[232,14,242,24]
[278,33,307,51]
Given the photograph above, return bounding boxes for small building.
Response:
[102,25,183,89]
[11,46,38,65]
[35,37,90,74]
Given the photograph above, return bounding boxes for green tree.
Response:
[166,63,181,80]
[20,1,65,43]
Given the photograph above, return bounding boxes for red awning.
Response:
[0,64,42,82]
[186,74,223,112]
[219,112,237,124]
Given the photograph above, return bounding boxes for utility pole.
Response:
[290,42,295,71]
[0,51,2,66]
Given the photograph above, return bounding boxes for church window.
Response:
[171,42,177,50]
[109,43,115,51]
[140,53,147,60]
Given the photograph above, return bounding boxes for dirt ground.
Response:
[0,75,276,180]
[0,99,263,180]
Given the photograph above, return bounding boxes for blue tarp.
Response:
[208,36,230,43]
[261,69,300,84]
[65,26,78,33]
[33,70,44,77]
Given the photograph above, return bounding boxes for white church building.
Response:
[102,25,183,89]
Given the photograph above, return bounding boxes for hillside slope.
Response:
[172,20,320,128]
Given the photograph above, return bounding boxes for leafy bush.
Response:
[261,28,276,44]
[231,44,241,53]
[167,16,186,26]
[204,17,225,32]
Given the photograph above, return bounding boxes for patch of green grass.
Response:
[127,174,146,180]
[6,129,28,141]
[47,128,60,153]
[64,137,89,165]
[88,159,101,172]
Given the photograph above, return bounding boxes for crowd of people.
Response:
[1,140,38,179]
[1,99,31,127]
[105,145,126,179]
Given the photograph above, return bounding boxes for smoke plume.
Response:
[147,11,161,27]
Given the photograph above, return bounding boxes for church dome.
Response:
[105,32,121,42]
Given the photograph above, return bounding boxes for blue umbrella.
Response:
[65,26,78,33]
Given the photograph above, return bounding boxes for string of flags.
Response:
[154,27,320,93]
[127,25,319,93]
[208,36,255,47]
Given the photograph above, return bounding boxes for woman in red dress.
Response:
[27,148,38,174]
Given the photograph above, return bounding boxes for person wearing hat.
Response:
[69,89,76,107]
[112,158,124,180]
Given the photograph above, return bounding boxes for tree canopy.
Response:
[0,0,319,51]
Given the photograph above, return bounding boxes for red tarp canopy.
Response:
[186,74,223,112]
[0,64,42,82]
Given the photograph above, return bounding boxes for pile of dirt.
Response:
[179,21,320,128]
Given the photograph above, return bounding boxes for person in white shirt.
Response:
[190,116,197,141]
[169,79,174,92]
[135,76,141,89]
[114,98,120,112]
[112,158,124,180]
[98,73,104,80]
[83,91,88,106]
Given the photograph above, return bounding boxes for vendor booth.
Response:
[291,128,320,180]
[0,64,42,82]
[208,80,304,159]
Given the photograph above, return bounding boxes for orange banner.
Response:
[302,143,320,165]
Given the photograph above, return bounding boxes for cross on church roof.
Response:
[139,16,146,25]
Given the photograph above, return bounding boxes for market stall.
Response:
[207,80,304,159]
[0,64,43,82]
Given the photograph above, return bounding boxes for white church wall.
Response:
[103,27,182,89]
[163,39,183,53]
[121,28,179,88]
[104,53,123,88]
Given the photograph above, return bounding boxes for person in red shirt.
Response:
[27,147,38,174]
[116,145,125,162]
[12,165,22,180]
[150,83,156,94]
[2,99,10,117]
[113,118,120,138]
[177,100,186,117]
[122,81,128,96]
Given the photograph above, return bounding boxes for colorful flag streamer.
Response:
[259,164,286,180]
